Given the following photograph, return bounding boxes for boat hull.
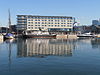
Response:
[77,35,94,37]
[77,34,96,38]
[23,35,56,39]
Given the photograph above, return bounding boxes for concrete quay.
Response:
[56,34,78,39]
[0,34,3,43]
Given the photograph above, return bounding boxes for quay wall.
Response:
[0,34,3,43]
[56,34,78,39]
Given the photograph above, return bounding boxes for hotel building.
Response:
[17,15,75,33]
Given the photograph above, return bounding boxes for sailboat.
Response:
[4,9,14,39]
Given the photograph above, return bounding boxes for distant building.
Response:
[10,25,17,33]
[91,25,100,34]
[73,25,92,34]
[17,15,75,34]
[92,20,99,25]
[0,25,17,34]
[0,27,9,33]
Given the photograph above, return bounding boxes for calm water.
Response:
[0,38,100,75]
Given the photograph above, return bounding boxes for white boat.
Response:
[77,32,96,38]
[22,30,56,39]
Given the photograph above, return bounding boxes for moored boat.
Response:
[77,32,96,38]
[4,33,14,39]
[22,30,56,39]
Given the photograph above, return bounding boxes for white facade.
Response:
[17,15,75,31]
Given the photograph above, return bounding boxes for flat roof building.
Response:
[17,15,75,33]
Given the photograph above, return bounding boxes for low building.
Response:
[91,25,100,34]
[0,27,9,33]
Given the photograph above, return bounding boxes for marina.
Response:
[0,0,100,75]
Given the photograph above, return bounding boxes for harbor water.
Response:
[0,38,100,75]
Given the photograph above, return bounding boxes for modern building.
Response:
[17,15,75,34]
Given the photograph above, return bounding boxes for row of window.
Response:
[27,16,72,19]
[28,25,72,30]
[28,25,72,27]
[28,19,72,22]
[28,27,44,29]
[28,22,72,24]
[18,22,27,23]
[18,16,72,19]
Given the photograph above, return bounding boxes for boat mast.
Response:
[8,9,12,33]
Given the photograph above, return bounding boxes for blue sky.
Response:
[0,0,100,26]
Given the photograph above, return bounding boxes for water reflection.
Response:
[17,39,76,58]
[91,39,100,49]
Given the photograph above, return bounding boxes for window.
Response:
[28,19,30,21]
[38,22,40,24]
[42,27,44,29]
[28,27,30,29]
[35,22,37,24]
[35,19,37,21]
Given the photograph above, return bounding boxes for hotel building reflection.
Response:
[17,39,76,58]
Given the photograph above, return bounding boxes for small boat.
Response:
[22,30,56,39]
[4,33,14,39]
[77,32,96,38]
